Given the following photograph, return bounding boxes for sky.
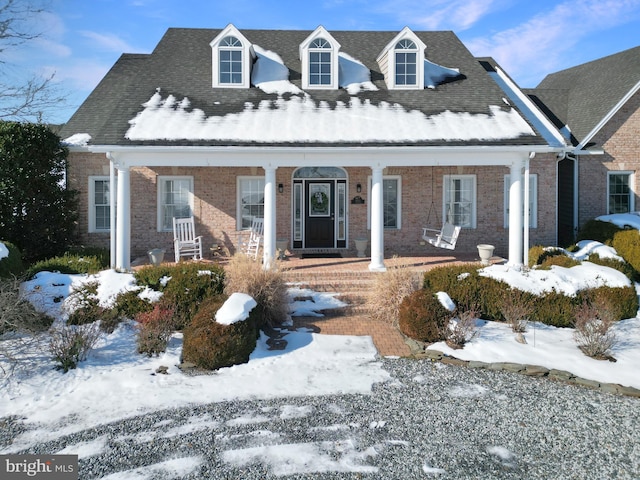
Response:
[2,0,640,124]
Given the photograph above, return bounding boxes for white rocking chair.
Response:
[244,217,264,260]
[422,222,461,250]
[173,217,203,262]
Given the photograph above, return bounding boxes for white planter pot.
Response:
[354,238,368,258]
[147,248,165,267]
[477,244,495,266]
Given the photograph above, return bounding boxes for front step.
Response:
[283,270,375,316]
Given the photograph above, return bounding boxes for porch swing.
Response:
[421,167,461,250]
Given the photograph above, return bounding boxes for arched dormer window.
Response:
[309,38,332,86]
[394,39,417,86]
[210,24,253,89]
[219,36,243,85]
[376,27,426,90]
[300,26,340,90]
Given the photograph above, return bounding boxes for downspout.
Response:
[106,152,117,269]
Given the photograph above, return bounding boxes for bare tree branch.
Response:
[0,0,45,55]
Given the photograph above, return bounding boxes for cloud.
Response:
[43,60,111,91]
[79,31,137,53]
[376,0,496,30]
[465,0,640,85]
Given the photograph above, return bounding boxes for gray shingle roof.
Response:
[534,46,640,146]
[61,27,548,147]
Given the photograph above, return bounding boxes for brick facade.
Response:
[68,152,558,262]
[577,90,640,228]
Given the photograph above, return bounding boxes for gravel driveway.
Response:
[2,358,638,479]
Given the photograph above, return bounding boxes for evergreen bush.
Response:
[398,289,451,343]
[0,241,24,278]
[612,229,640,275]
[181,295,259,370]
[576,219,621,245]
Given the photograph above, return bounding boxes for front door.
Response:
[305,181,335,248]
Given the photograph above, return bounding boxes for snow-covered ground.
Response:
[1,239,639,477]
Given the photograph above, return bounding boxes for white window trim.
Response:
[88,176,113,233]
[607,171,635,214]
[210,24,253,89]
[157,176,194,232]
[237,176,265,230]
[366,175,402,230]
[504,174,538,228]
[376,27,425,90]
[443,174,476,229]
[300,26,340,90]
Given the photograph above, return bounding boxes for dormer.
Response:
[210,24,254,89]
[376,27,426,90]
[299,26,341,90]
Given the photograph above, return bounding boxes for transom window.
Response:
[444,175,476,228]
[158,177,193,231]
[395,39,417,86]
[309,37,332,86]
[219,35,243,85]
[608,172,634,214]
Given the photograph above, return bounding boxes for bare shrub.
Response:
[224,254,289,327]
[445,307,478,349]
[1,277,53,375]
[49,323,101,372]
[501,288,535,333]
[135,304,175,356]
[573,298,617,360]
[368,262,421,326]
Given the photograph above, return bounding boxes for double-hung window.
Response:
[238,177,265,230]
[219,35,243,85]
[608,172,634,214]
[309,38,332,86]
[368,176,402,229]
[504,174,538,228]
[88,176,113,232]
[158,176,193,231]
[395,39,417,87]
[444,175,476,228]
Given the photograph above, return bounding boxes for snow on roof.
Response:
[338,52,378,94]
[216,292,257,325]
[62,133,92,146]
[251,45,302,95]
[424,59,460,89]
[125,91,535,143]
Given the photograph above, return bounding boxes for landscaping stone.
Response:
[574,377,601,389]
[523,365,550,376]
[548,369,576,381]
[468,360,490,369]
[440,356,467,367]
[423,349,444,361]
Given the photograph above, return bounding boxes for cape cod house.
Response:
[60,24,572,271]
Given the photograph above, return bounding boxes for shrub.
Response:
[612,229,640,275]
[49,323,101,372]
[182,295,259,370]
[26,253,107,279]
[579,286,638,322]
[65,282,104,326]
[573,298,617,360]
[134,265,176,291]
[500,288,535,333]
[224,254,288,328]
[0,241,24,278]
[367,262,421,326]
[538,253,581,269]
[398,289,451,343]
[101,290,155,333]
[135,304,175,356]
[444,307,478,349]
[576,219,622,245]
[586,254,637,282]
[529,290,577,328]
[528,245,546,267]
[0,277,52,335]
[158,262,226,329]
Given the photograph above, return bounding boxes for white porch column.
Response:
[508,159,524,267]
[263,166,277,269]
[108,157,116,269]
[115,165,131,271]
[369,166,386,272]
